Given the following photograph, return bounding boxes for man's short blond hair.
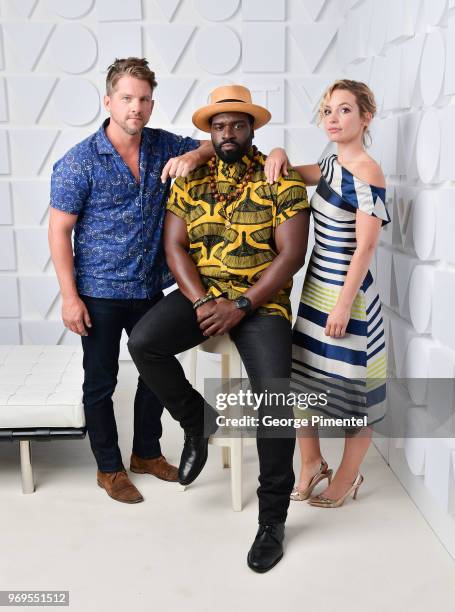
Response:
[105,57,157,95]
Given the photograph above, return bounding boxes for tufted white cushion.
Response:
[0,346,85,429]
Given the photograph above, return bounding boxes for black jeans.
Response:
[128,289,295,525]
[81,293,164,472]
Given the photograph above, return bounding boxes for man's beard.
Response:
[214,139,252,163]
[112,115,145,136]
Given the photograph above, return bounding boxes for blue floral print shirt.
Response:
[50,119,198,299]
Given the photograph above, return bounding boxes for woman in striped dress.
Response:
[266,80,390,507]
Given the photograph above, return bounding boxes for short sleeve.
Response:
[275,169,309,227]
[50,152,90,215]
[166,177,190,221]
[165,131,199,158]
[356,183,390,226]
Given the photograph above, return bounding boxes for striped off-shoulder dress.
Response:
[291,154,391,425]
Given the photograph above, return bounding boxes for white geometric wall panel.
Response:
[7,76,57,124]
[242,24,285,72]
[0,182,12,224]
[194,27,241,74]
[48,0,95,20]
[98,23,142,71]
[147,25,195,72]
[2,22,54,70]
[445,13,455,95]
[242,0,285,20]
[0,130,10,174]
[195,0,241,21]
[50,25,98,74]
[419,30,445,106]
[95,0,142,22]
[290,22,339,72]
[155,0,183,22]
[0,77,7,121]
[52,78,100,126]
[300,0,328,21]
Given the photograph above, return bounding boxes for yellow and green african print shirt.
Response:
[166,149,309,320]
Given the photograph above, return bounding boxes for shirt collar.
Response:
[95,118,116,154]
[95,118,153,156]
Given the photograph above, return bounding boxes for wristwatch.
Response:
[234,296,252,314]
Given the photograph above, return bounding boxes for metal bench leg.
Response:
[20,441,35,494]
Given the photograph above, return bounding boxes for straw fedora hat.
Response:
[192,85,271,132]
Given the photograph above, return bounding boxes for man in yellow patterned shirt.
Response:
[129,85,310,573]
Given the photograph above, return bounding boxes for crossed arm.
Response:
[164,210,310,336]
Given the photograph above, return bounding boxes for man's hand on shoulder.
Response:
[161,141,214,183]
[264,147,290,185]
[197,298,245,336]
[161,150,200,183]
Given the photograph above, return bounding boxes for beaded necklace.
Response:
[208,145,260,229]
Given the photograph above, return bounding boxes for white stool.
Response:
[188,335,255,512]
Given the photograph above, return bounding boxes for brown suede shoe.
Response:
[130,453,179,482]
[97,469,144,503]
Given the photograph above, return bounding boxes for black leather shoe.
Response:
[178,434,209,485]
[247,523,285,573]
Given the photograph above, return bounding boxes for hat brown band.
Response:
[216,98,245,103]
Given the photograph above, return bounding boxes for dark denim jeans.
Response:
[81,293,164,472]
[128,289,295,524]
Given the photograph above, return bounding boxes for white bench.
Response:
[0,346,85,493]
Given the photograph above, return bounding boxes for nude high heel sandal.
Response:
[307,473,364,508]
[290,459,333,501]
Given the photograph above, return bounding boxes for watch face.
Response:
[236,296,251,311]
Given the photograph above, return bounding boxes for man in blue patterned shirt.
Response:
[49,57,214,504]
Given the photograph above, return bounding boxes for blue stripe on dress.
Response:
[368,341,385,360]
[309,270,345,286]
[291,358,366,385]
[367,317,383,338]
[362,271,373,291]
[297,302,367,336]
[341,167,360,208]
[291,367,367,397]
[315,237,355,254]
[312,252,350,266]
[314,228,358,243]
[367,329,384,349]
[368,303,382,326]
[313,207,356,225]
[366,384,386,406]
[311,261,347,276]
[366,294,379,315]
[293,331,366,366]
[315,218,357,233]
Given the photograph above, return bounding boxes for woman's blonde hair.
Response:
[318,79,377,147]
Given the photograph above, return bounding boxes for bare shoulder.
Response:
[346,157,385,188]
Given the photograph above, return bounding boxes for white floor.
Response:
[1,362,454,612]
